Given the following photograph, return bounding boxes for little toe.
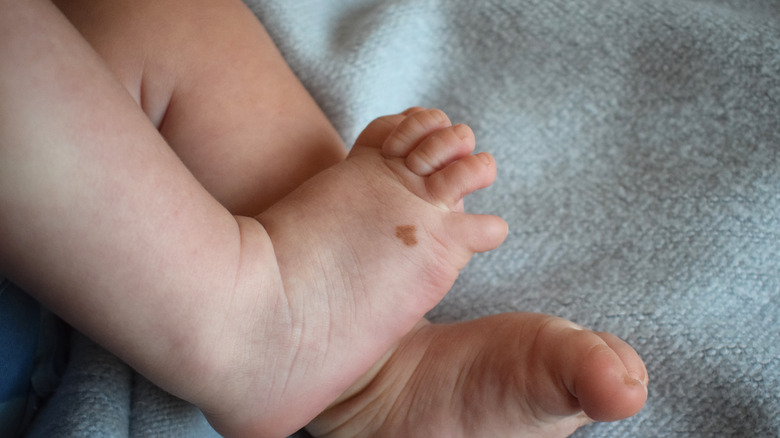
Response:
[425,152,497,209]
[406,124,476,176]
[382,108,452,158]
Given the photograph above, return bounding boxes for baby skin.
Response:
[297,111,648,438]
[203,109,509,436]
[185,107,647,437]
[1,2,647,436]
[310,314,648,437]
[238,109,646,437]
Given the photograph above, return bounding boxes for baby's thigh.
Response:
[54,0,345,216]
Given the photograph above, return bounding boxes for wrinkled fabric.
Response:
[1,279,68,438]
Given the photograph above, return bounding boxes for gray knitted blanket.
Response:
[27,0,780,436]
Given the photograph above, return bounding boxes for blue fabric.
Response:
[0,279,40,437]
[1,279,69,437]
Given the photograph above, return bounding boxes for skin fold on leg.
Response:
[53,0,347,216]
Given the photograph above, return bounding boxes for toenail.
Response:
[453,124,470,140]
[429,109,448,124]
[477,152,492,165]
[624,375,641,386]
[625,374,648,392]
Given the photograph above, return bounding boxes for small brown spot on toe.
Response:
[395,225,418,246]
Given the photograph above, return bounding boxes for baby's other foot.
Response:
[207,109,507,436]
[309,313,648,438]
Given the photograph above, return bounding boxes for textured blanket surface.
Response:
[27,0,779,437]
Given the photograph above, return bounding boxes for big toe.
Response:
[542,323,648,422]
[572,332,649,421]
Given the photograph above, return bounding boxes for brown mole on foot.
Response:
[395,225,418,246]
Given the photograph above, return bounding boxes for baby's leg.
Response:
[1,6,506,433]
[40,1,500,435]
[54,0,346,216]
[40,2,647,436]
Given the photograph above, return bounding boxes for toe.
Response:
[406,124,476,176]
[425,152,497,209]
[401,106,427,115]
[560,330,648,423]
[596,331,649,388]
[352,114,407,153]
[447,212,508,256]
[382,108,451,158]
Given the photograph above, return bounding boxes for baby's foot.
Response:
[308,313,649,438]
[201,109,507,436]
